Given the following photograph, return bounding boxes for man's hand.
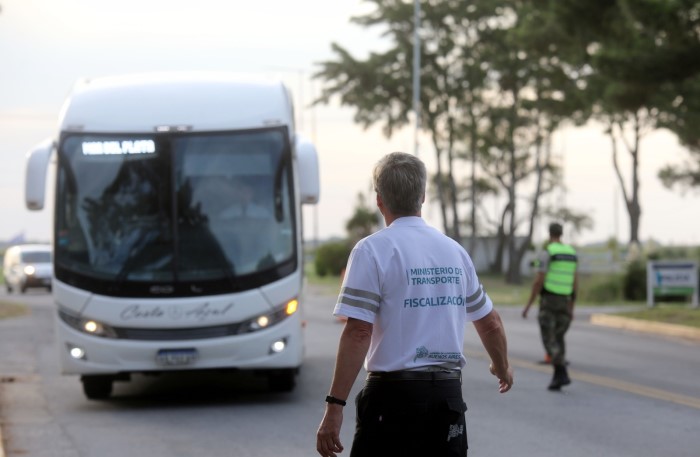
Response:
[474,310,513,393]
[316,405,345,457]
[568,300,576,320]
[524,272,545,318]
[490,363,514,393]
[317,318,371,456]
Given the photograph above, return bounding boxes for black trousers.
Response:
[349,377,468,457]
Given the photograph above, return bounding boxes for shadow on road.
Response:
[97,370,300,409]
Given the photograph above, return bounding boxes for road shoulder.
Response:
[591,313,700,342]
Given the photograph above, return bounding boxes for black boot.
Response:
[548,365,570,391]
[559,365,571,386]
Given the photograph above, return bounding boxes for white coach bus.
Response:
[24,73,320,399]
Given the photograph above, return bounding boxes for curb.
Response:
[590,313,700,342]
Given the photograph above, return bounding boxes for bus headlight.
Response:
[254,315,270,329]
[80,319,118,338]
[58,309,118,338]
[242,298,298,334]
[24,265,36,276]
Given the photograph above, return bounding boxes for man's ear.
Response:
[376,193,384,213]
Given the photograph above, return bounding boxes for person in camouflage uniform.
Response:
[522,223,578,391]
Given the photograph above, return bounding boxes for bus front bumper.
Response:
[56,314,304,375]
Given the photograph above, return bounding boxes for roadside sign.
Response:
[646,261,698,308]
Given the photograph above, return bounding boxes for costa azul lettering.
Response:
[403,295,465,308]
[184,303,234,321]
[407,266,463,286]
[120,302,234,321]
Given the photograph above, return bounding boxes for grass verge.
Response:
[0,299,29,319]
[478,273,645,308]
[613,305,700,329]
[304,262,342,296]
[480,274,530,306]
[305,267,700,330]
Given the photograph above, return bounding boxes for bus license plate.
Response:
[155,348,198,366]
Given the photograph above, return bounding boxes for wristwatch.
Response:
[325,395,347,406]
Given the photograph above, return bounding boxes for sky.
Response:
[1,0,699,248]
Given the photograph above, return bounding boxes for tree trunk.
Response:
[505,91,520,284]
[610,113,643,247]
[432,141,450,236]
[446,117,461,242]
[510,127,550,284]
[469,107,478,253]
[490,203,510,274]
[628,113,642,245]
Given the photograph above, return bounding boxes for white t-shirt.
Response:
[333,216,493,372]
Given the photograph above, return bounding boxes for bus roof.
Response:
[59,73,295,134]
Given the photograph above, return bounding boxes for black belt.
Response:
[366,370,461,382]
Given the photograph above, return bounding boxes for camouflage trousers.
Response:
[538,293,572,366]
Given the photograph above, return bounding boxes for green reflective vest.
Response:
[543,242,577,295]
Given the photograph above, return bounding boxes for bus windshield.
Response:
[54,128,296,297]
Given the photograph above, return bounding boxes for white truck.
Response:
[25,73,320,399]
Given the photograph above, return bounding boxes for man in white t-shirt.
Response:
[316,152,513,457]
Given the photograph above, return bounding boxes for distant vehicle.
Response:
[24,73,320,400]
[3,244,53,293]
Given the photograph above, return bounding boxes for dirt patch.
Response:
[0,301,28,320]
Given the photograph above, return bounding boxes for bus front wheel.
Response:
[81,375,113,400]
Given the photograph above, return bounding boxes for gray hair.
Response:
[372,152,426,215]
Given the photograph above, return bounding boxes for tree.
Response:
[345,191,381,243]
[543,0,700,241]
[314,0,590,283]
[657,76,700,190]
[315,189,381,277]
[472,1,586,282]
[604,109,653,246]
[314,0,499,241]
[314,241,351,277]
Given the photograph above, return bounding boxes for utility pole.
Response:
[412,0,421,157]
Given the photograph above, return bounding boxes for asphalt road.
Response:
[1,284,699,457]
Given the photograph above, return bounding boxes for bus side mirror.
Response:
[25,138,54,211]
[295,135,320,205]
